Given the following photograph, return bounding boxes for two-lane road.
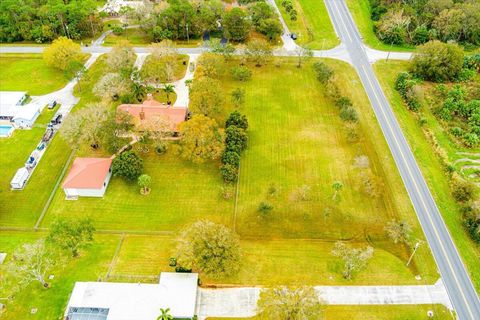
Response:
[323,0,480,318]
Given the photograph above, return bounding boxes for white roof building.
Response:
[65,272,198,320]
[12,103,41,127]
[0,91,27,118]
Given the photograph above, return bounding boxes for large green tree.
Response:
[189,77,224,116]
[43,36,83,71]
[223,8,251,41]
[257,286,324,320]
[178,115,224,163]
[176,220,241,278]
[47,217,95,257]
[410,40,464,82]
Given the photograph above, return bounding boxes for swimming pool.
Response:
[0,125,14,137]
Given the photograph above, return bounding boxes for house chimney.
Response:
[139,107,145,120]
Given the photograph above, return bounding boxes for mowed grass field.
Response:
[345,0,415,52]
[275,0,339,49]
[109,234,434,286]
[374,60,480,292]
[0,53,69,95]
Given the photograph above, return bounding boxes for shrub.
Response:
[452,178,475,202]
[225,126,248,153]
[231,66,252,81]
[339,106,359,123]
[464,133,480,148]
[313,62,334,84]
[464,211,480,244]
[450,127,463,137]
[222,151,241,167]
[221,164,239,183]
[258,201,273,216]
[335,96,353,109]
[226,111,249,130]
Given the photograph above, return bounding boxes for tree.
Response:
[257,18,283,41]
[374,9,410,45]
[94,73,131,101]
[157,308,173,320]
[331,242,374,280]
[257,286,324,320]
[64,60,86,88]
[313,62,334,84]
[176,220,241,278]
[294,46,313,68]
[43,36,82,71]
[138,174,152,195]
[231,65,252,81]
[163,84,175,105]
[112,151,144,181]
[226,111,249,130]
[189,77,224,116]
[178,115,225,163]
[60,103,110,149]
[433,8,465,42]
[149,40,178,58]
[332,181,343,201]
[245,39,272,67]
[410,40,464,82]
[452,177,475,202]
[106,40,136,74]
[6,239,58,289]
[47,217,95,257]
[225,125,248,153]
[138,115,173,153]
[197,53,223,78]
[385,220,412,244]
[223,8,251,41]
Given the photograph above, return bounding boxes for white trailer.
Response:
[10,167,30,190]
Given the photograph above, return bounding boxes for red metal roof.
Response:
[62,158,112,189]
[117,95,187,131]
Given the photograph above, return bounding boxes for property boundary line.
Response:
[33,149,75,230]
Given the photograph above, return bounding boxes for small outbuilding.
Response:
[62,158,113,199]
[10,167,29,190]
[12,103,40,128]
[64,272,199,320]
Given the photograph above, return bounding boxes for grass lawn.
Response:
[110,235,436,286]
[207,304,453,320]
[373,60,480,292]
[345,0,415,52]
[0,54,69,95]
[274,0,339,49]
[0,231,119,320]
[103,28,151,46]
[0,107,71,227]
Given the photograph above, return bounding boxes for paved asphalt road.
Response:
[324,0,480,319]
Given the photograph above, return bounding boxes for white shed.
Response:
[62,158,113,199]
[10,167,29,189]
[12,103,40,128]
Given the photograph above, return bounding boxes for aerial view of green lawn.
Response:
[275,0,339,49]
[1,0,477,318]
[0,54,69,95]
[374,60,480,292]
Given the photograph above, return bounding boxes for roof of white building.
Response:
[65,272,198,320]
[12,103,40,121]
[0,91,27,117]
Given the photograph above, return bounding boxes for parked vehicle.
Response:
[25,156,37,169]
[290,33,298,40]
[47,100,57,109]
[42,128,54,142]
[11,168,29,189]
[51,114,63,125]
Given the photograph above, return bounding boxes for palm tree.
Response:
[163,84,175,105]
[157,308,173,320]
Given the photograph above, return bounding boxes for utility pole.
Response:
[406,241,422,267]
[386,51,391,62]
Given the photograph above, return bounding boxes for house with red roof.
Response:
[62,157,113,199]
[117,94,187,133]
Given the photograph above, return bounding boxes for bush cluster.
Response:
[394,72,421,112]
[313,62,359,124]
[231,66,252,82]
[220,112,249,183]
[280,0,297,21]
